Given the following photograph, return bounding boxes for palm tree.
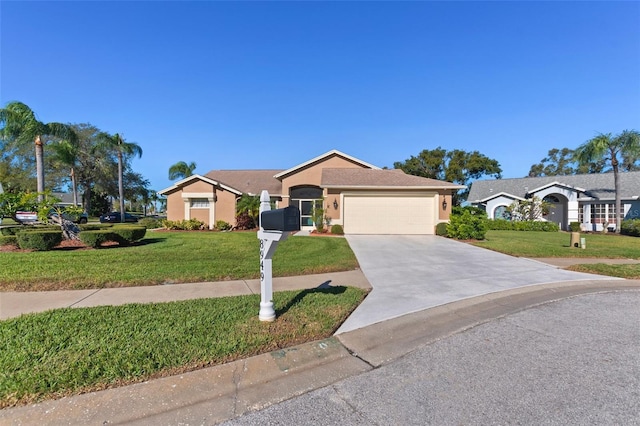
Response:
[51,139,80,206]
[575,129,640,233]
[168,161,197,180]
[0,101,76,201]
[98,132,143,222]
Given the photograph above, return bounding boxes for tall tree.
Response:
[528,147,607,177]
[168,161,197,180]
[0,101,76,200]
[98,132,143,222]
[394,147,502,205]
[575,130,640,233]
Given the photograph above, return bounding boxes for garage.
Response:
[343,192,436,235]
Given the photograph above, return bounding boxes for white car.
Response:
[15,211,39,223]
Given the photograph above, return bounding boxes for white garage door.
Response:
[343,193,436,235]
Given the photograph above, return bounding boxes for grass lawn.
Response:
[0,286,367,408]
[0,231,358,291]
[473,230,640,258]
[472,230,640,279]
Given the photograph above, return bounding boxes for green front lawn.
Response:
[0,232,358,291]
[0,286,367,408]
[472,230,640,279]
[473,230,640,258]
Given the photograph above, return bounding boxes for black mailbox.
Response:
[260,206,301,232]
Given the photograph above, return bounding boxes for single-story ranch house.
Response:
[158,150,465,234]
[467,171,640,232]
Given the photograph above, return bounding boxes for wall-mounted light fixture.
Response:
[442,197,447,210]
[333,198,339,210]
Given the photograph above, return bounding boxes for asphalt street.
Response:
[223,291,640,425]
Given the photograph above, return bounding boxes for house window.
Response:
[190,198,210,208]
[589,203,616,224]
[578,205,584,222]
[493,205,510,220]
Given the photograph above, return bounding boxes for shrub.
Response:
[435,222,448,236]
[330,224,344,235]
[216,220,232,231]
[16,230,63,251]
[0,235,17,247]
[447,210,487,240]
[0,226,22,236]
[79,230,118,248]
[484,219,559,232]
[161,219,206,231]
[569,221,581,232]
[138,217,162,229]
[621,219,640,237]
[234,213,256,230]
[79,224,112,231]
[111,226,147,245]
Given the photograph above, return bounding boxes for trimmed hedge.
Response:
[0,235,18,247]
[435,222,448,236]
[330,224,344,235]
[79,230,119,248]
[485,219,559,232]
[16,230,63,251]
[621,219,640,237]
[79,226,146,248]
[0,226,22,236]
[111,226,147,245]
[139,217,162,229]
[79,224,113,231]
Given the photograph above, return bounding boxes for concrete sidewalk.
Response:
[2,279,639,425]
[0,270,371,320]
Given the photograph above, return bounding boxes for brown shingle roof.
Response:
[321,168,465,189]
[204,170,283,195]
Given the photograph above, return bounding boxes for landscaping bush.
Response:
[0,235,17,247]
[234,213,256,230]
[79,230,119,248]
[216,220,232,231]
[138,217,162,229]
[621,219,640,237]
[330,224,344,235]
[79,224,112,231]
[161,219,206,231]
[447,210,487,240]
[111,226,147,245]
[435,222,448,236]
[0,226,22,236]
[569,221,581,232]
[16,230,62,251]
[484,219,559,232]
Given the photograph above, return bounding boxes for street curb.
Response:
[2,279,639,425]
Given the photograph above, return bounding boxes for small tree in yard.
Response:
[506,196,551,222]
[312,199,325,232]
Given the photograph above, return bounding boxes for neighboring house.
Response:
[467,171,640,231]
[158,150,465,235]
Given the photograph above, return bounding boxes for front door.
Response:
[290,186,323,230]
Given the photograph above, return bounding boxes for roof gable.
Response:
[204,170,283,196]
[468,171,640,202]
[274,150,380,180]
[158,174,243,196]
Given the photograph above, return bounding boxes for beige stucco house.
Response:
[158,150,465,235]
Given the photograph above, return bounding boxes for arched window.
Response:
[494,205,510,220]
[543,195,560,203]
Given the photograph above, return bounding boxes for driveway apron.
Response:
[337,235,616,334]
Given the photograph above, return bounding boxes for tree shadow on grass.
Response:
[275,281,348,316]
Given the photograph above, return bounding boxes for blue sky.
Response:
[2,1,639,193]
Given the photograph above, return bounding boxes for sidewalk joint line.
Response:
[243,280,255,294]
[343,346,376,370]
[68,289,102,308]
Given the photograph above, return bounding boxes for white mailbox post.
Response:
[256,190,300,321]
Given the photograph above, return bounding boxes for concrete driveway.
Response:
[337,235,616,334]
